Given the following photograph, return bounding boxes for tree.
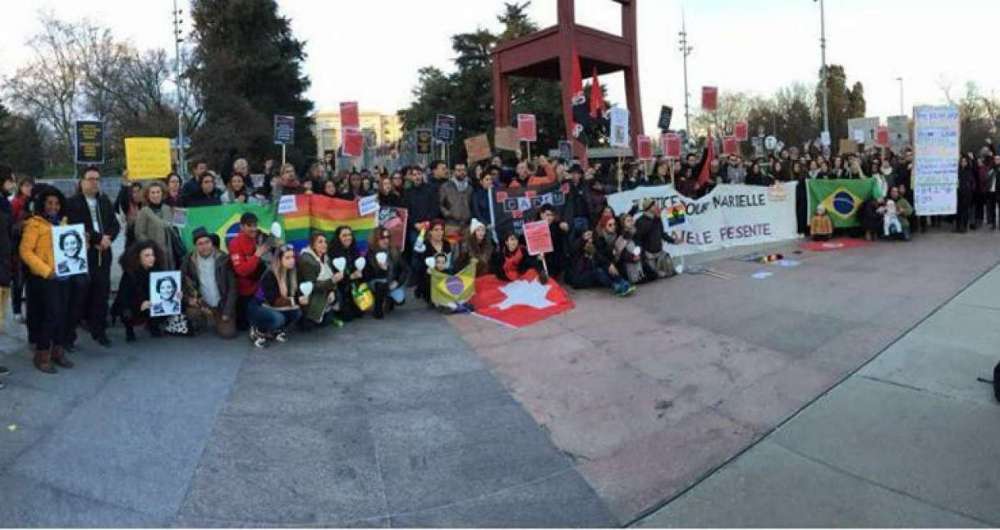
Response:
[400,1,567,161]
[0,103,46,176]
[817,64,866,148]
[188,0,315,172]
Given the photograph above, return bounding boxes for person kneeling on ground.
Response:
[248,244,305,348]
[430,253,474,314]
[810,205,834,241]
[296,231,345,330]
[113,240,169,342]
[884,186,913,241]
[180,227,237,339]
[366,227,409,319]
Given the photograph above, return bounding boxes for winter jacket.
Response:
[19,214,60,279]
[439,180,473,226]
[403,182,440,225]
[114,267,153,321]
[134,204,177,269]
[64,192,121,257]
[635,212,671,255]
[256,270,301,310]
[490,245,538,282]
[296,248,339,323]
[180,249,237,318]
[364,247,410,287]
[183,189,223,208]
[0,209,11,287]
[471,187,492,224]
[229,231,263,297]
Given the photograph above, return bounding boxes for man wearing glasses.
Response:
[65,166,120,347]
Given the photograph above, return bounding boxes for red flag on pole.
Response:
[570,48,587,140]
[589,68,604,119]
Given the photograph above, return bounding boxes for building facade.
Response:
[312,109,402,156]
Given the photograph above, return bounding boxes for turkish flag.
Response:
[472,271,575,328]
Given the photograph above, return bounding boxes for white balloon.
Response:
[270,221,283,239]
[632,246,642,257]
[376,252,388,266]
[354,257,366,271]
[332,257,347,272]
[299,281,314,297]
[424,257,436,269]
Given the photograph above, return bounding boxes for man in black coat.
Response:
[634,198,677,280]
[65,166,121,347]
[402,165,441,255]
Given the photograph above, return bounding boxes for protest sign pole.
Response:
[540,254,549,277]
[617,156,624,192]
[281,143,287,166]
[669,160,675,187]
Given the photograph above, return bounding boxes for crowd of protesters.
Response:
[0,135,995,380]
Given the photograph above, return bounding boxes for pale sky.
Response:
[2,0,997,134]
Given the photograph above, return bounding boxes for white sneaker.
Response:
[274,331,288,343]
[253,336,268,348]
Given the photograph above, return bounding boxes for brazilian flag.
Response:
[430,261,477,308]
[807,179,878,228]
[181,203,277,252]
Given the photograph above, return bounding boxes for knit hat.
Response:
[469,218,486,234]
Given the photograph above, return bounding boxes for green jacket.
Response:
[296,248,338,323]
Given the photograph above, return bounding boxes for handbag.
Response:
[352,282,374,312]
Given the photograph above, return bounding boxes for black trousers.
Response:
[26,274,72,350]
[956,190,973,230]
[73,248,112,337]
[236,294,253,331]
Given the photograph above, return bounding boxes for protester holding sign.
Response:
[19,185,75,373]
[112,240,167,343]
[491,231,544,283]
[65,166,120,347]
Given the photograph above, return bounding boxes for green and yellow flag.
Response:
[430,261,477,307]
[806,179,878,228]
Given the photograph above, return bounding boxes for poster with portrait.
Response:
[52,224,89,278]
[149,271,182,317]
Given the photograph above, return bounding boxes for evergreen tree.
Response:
[0,104,46,177]
[817,65,866,151]
[188,0,315,173]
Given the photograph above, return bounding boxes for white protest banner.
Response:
[607,183,799,257]
[913,105,959,216]
[609,107,630,148]
[848,117,879,148]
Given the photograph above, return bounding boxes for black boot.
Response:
[125,325,137,343]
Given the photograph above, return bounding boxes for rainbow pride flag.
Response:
[181,195,377,254]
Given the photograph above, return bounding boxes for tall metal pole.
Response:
[678,10,693,135]
[173,0,186,178]
[896,77,905,115]
[818,0,830,139]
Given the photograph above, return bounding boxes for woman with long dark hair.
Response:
[412,219,451,304]
[113,240,169,342]
[296,231,344,329]
[329,225,366,321]
[365,227,409,319]
[248,244,305,348]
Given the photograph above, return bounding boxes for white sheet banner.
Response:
[913,105,959,216]
[607,183,799,257]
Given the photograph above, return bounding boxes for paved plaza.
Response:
[1,230,998,527]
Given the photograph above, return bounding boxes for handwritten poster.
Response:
[124,137,171,180]
[913,105,959,216]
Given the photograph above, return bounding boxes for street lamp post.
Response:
[896,77,905,116]
[173,0,186,178]
[678,10,693,135]
[816,0,830,141]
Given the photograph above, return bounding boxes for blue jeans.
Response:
[247,300,301,333]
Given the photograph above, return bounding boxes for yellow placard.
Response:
[125,137,172,180]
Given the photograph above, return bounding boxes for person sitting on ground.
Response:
[180,227,237,339]
[328,225,366,321]
[491,230,545,283]
[883,186,913,241]
[365,227,409,319]
[454,218,494,278]
[594,214,636,297]
[615,213,648,285]
[429,253,475,314]
[113,240,168,343]
[810,205,834,241]
[538,205,570,280]
[248,244,305,348]
[296,231,344,330]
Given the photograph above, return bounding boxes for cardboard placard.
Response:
[340,102,359,129]
[876,126,890,147]
[494,126,520,153]
[839,139,858,154]
[125,137,171,180]
[517,114,537,143]
[702,86,718,111]
[733,121,749,142]
[636,135,653,160]
[464,134,492,163]
[663,133,682,159]
[723,136,739,156]
[342,128,363,157]
[523,220,553,256]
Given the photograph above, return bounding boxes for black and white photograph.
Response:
[52,223,89,278]
[148,270,182,317]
